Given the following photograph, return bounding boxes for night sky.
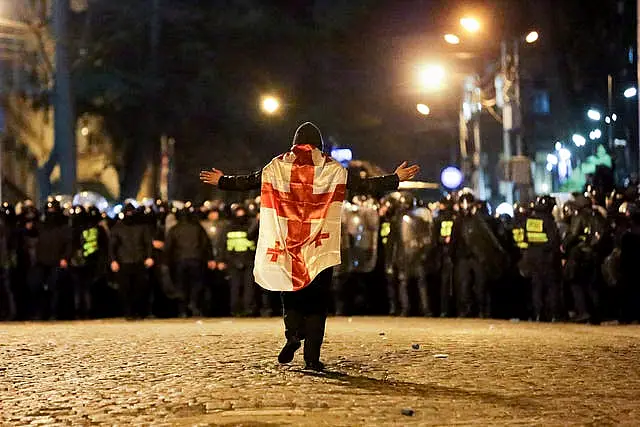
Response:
[71,0,638,199]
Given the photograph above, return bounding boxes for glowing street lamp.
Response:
[460,17,480,33]
[587,109,601,121]
[416,103,431,115]
[572,134,586,147]
[418,64,446,91]
[589,129,602,140]
[525,31,539,44]
[444,34,460,45]
[261,95,280,114]
[624,87,637,98]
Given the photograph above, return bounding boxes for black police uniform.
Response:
[619,212,640,322]
[34,212,72,320]
[14,210,39,319]
[109,212,153,319]
[71,210,109,319]
[165,213,213,316]
[433,209,455,316]
[563,200,611,323]
[224,215,258,316]
[524,209,562,320]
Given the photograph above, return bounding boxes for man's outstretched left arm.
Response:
[347,161,419,193]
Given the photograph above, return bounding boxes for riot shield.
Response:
[341,201,380,273]
[462,215,508,281]
[398,207,433,267]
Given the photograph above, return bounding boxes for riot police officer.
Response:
[70,205,109,319]
[14,203,39,319]
[109,203,154,319]
[383,192,431,316]
[451,193,507,318]
[165,204,214,317]
[432,195,456,317]
[0,203,15,320]
[200,200,229,315]
[525,195,562,321]
[224,203,258,316]
[34,199,72,320]
[618,201,640,323]
[563,194,611,323]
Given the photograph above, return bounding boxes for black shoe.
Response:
[304,360,325,372]
[278,339,301,364]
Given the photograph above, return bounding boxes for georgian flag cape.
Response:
[253,144,347,291]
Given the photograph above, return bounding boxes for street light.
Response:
[261,95,280,114]
[418,64,446,91]
[572,134,586,147]
[587,109,601,121]
[624,86,637,98]
[444,34,460,45]
[460,17,480,33]
[589,129,602,140]
[525,31,539,44]
[416,103,431,115]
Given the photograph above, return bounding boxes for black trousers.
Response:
[568,253,601,322]
[72,263,101,319]
[28,265,63,320]
[529,254,561,320]
[229,265,256,315]
[175,258,204,316]
[440,256,455,317]
[455,257,487,317]
[118,263,150,319]
[0,267,15,320]
[281,267,331,364]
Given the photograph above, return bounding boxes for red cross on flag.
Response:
[254,144,347,291]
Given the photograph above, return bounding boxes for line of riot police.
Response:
[1,184,639,324]
[332,185,640,324]
[0,196,275,321]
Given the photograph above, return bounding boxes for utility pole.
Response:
[638,0,640,177]
[500,41,513,204]
[53,0,76,194]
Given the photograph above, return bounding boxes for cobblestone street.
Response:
[1,317,640,426]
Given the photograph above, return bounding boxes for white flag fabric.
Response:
[253,144,347,291]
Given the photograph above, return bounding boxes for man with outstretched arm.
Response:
[200,122,419,371]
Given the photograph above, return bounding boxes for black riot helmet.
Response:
[1,202,15,224]
[513,202,529,220]
[292,122,323,151]
[122,202,137,218]
[397,192,417,211]
[45,198,62,215]
[245,198,259,217]
[86,206,101,224]
[458,192,476,215]
[534,195,556,213]
[561,200,578,223]
[230,202,246,218]
[439,194,455,212]
[606,188,626,211]
[473,200,491,216]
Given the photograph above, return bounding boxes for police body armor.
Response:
[225,221,256,269]
[341,201,380,273]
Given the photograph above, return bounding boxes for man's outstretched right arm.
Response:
[200,168,262,191]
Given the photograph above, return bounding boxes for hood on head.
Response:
[292,122,323,151]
